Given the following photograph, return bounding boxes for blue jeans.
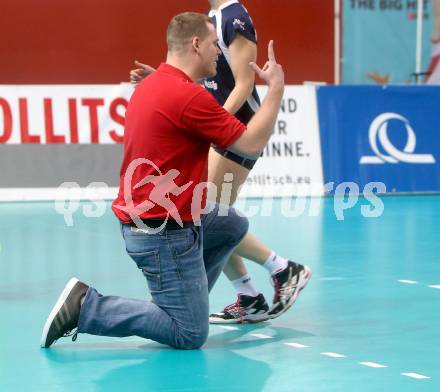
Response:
[77,203,248,349]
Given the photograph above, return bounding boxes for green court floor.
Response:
[1,195,439,391]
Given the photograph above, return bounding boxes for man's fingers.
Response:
[132,69,146,76]
[144,65,156,73]
[249,62,263,77]
[134,60,147,68]
[130,72,143,82]
[267,40,276,63]
[134,61,156,73]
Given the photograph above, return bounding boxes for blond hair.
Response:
[167,12,212,53]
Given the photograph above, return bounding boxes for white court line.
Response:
[250,333,272,339]
[398,280,418,284]
[401,372,430,379]
[321,352,346,358]
[218,325,431,380]
[398,280,440,290]
[284,342,309,349]
[359,362,387,368]
[219,326,239,331]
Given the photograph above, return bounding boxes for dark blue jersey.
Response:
[204,1,261,125]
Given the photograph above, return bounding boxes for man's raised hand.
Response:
[130,61,156,85]
[249,40,284,91]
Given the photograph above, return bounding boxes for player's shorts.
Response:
[213,145,259,170]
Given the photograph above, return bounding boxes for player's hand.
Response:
[249,40,284,91]
[130,61,156,85]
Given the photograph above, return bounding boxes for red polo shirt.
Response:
[112,63,246,223]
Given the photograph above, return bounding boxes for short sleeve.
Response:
[182,89,246,149]
[223,11,257,46]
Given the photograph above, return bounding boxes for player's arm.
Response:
[229,41,284,156]
[222,34,257,115]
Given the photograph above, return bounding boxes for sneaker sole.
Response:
[40,277,80,348]
[209,313,270,324]
[269,266,312,319]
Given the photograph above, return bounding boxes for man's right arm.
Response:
[228,40,284,157]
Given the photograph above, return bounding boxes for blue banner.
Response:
[343,0,433,84]
[317,86,440,193]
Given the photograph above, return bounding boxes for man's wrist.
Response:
[268,83,284,96]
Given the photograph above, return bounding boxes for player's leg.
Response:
[218,232,312,321]
[207,147,250,205]
[426,0,440,84]
[209,252,270,323]
[433,0,440,41]
[208,148,312,322]
[208,149,270,323]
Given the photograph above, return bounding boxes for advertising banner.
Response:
[343,0,433,84]
[0,85,323,199]
[241,86,324,197]
[0,85,130,145]
[0,85,131,197]
[317,85,440,193]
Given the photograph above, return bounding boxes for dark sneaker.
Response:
[209,293,269,324]
[40,277,89,348]
[268,262,312,319]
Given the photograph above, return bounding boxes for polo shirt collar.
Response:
[158,63,193,83]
